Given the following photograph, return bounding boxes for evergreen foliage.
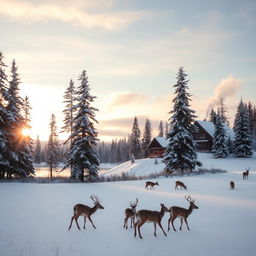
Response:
[164,67,201,174]
[158,120,164,137]
[34,135,42,163]
[233,100,253,157]
[211,113,229,158]
[130,116,142,159]
[63,70,100,181]
[141,118,152,157]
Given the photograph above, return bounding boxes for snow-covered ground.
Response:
[1,162,256,255]
[102,153,256,177]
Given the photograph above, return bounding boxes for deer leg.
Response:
[171,217,177,231]
[138,221,146,239]
[130,217,133,228]
[134,220,139,237]
[68,216,75,230]
[154,223,157,236]
[75,216,81,230]
[179,218,183,230]
[123,217,128,229]
[88,216,96,229]
[184,218,190,230]
[168,217,171,231]
[83,217,86,229]
[158,221,167,236]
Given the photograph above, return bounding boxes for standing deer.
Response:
[175,181,187,190]
[243,168,250,180]
[123,198,138,229]
[134,203,168,239]
[68,195,104,231]
[168,196,198,232]
[145,181,159,190]
[230,181,235,190]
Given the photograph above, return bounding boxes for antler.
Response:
[90,195,101,204]
[130,198,138,208]
[185,195,195,203]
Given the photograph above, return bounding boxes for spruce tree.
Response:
[165,122,168,138]
[0,52,10,178]
[47,114,59,179]
[130,116,142,159]
[34,135,42,163]
[211,112,229,158]
[164,67,201,174]
[64,70,100,181]
[141,118,152,157]
[158,120,164,137]
[233,100,253,157]
[209,109,217,124]
[219,97,229,126]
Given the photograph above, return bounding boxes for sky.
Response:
[1,0,256,141]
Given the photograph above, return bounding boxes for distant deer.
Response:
[145,181,159,190]
[243,168,250,180]
[175,181,187,190]
[123,198,138,229]
[134,203,168,239]
[168,196,198,232]
[230,181,235,190]
[68,195,104,231]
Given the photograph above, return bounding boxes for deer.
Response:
[123,198,138,229]
[145,181,159,190]
[168,196,198,232]
[68,195,104,231]
[175,181,187,190]
[242,168,250,180]
[134,203,168,239]
[230,181,235,190]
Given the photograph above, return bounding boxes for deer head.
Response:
[185,195,199,209]
[130,198,138,211]
[90,195,104,209]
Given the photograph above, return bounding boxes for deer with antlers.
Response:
[175,181,187,190]
[134,203,168,239]
[242,168,250,180]
[123,198,138,229]
[68,195,104,231]
[168,196,198,232]
[145,181,159,190]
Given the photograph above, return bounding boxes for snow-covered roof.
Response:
[154,136,168,147]
[196,120,235,140]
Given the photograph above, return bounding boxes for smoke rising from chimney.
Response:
[205,75,241,119]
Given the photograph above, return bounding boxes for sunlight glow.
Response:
[21,128,32,137]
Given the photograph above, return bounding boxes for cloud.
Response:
[0,0,146,30]
[108,92,148,106]
[206,75,241,117]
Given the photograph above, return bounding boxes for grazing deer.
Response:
[230,181,235,190]
[145,181,159,190]
[168,196,198,232]
[175,181,187,190]
[134,203,168,239]
[243,168,250,180]
[123,198,138,229]
[68,195,104,231]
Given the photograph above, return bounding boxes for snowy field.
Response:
[1,154,256,256]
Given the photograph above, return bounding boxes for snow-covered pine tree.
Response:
[233,100,253,157]
[6,60,34,178]
[165,122,168,138]
[227,135,234,154]
[141,118,152,157]
[0,52,10,179]
[130,116,142,159]
[164,67,201,174]
[64,70,100,181]
[211,112,229,158]
[219,97,229,126]
[209,109,217,124]
[47,114,59,179]
[158,120,164,137]
[34,135,41,163]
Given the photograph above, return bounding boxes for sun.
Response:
[21,128,31,136]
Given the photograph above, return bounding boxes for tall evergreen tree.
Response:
[165,122,168,138]
[219,97,229,126]
[209,109,217,124]
[164,67,201,174]
[34,135,42,163]
[233,100,253,157]
[130,116,142,159]
[64,70,100,181]
[0,52,10,178]
[47,114,59,179]
[141,118,152,157]
[158,120,164,137]
[211,112,229,158]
